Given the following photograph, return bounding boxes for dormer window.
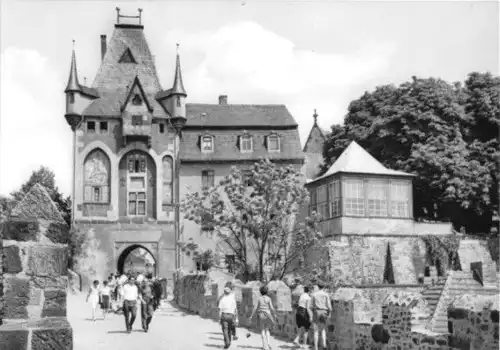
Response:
[132,94,142,106]
[201,135,214,153]
[87,121,96,133]
[240,134,253,153]
[267,134,280,152]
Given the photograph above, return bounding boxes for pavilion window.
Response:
[367,180,389,217]
[343,179,365,216]
[316,185,328,219]
[309,188,317,215]
[328,180,341,217]
[390,181,410,218]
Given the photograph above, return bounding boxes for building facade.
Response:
[65,12,304,283]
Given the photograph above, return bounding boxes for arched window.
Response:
[83,149,110,203]
[162,156,173,205]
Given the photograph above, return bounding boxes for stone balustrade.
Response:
[174,273,499,350]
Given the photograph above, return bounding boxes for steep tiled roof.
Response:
[83,25,167,118]
[180,128,303,162]
[184,104,298,127]
[310,141,414,183]
[303,123,327,153]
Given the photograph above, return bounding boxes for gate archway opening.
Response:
[117,244,157,277]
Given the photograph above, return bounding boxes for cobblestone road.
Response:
[68,293,295,350]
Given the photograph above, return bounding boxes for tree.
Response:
[181,159,322,282]
[322,73,499,234]
[10,166,71,226]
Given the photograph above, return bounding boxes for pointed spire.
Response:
[65,41,82,93]
[171,44,187,96]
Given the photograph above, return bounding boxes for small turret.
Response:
[169,45,187,118]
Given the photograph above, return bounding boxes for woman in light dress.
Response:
[86,280,100,322]
[249,285,277,350]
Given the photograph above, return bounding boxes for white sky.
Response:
[0,0,498,197]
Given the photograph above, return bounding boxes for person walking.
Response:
[293,285,313,348]
[311,282,331,350]
[100,280,112,320]
[140,273,155,332]
[218,286,239,349]
[249,285,277,350]
[152,277,162,310]
[86,280,100,322]
[120,275,144,333]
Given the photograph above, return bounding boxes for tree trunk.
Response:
[258,250,265,282]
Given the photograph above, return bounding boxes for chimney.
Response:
[100,35,107,61]
[219,95,228,105]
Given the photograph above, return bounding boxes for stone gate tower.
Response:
[64,9,187,284]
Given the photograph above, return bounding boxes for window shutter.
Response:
[101,186,109,203]
[84,186,92,202]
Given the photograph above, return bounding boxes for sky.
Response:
[0,0,498,197]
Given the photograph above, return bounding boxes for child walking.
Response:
[249,285,277,350]
[100,281,112,319]
[86,280,100,322]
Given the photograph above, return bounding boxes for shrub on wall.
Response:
[422,234,461,275]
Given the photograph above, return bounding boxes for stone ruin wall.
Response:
[0,184,73,350]
[174,274,499,350]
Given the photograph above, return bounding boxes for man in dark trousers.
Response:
[140,273,155,332]
[152,277,163,311]
[121,275,144,333]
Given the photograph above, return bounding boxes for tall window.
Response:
[162,157,173,205]
[127,153,147,215]
[240,135,253,152]
[99,121,108,134]
[87,121,96,133]
[390,181,410,218]
[309,188,317,215]
[83,149,110,203]
[367,180,388,217]
[316,185,328,219]
[176,96,181,107]
[201,136,214,153]
[69,92,75,104]
[267,134,280,152]
[328,180,341,217]
[343,179,364,216]
[202,170,214,189]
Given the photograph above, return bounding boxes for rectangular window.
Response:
[367,180,388,217]
[202,170,215,189]
[240,136,253,152]
[328,180,341,217]
[201,136,214,153]
[132,115,143,126]
[390,181,410,218]
[99,121,108,133]
[267,135,280,152]
[309,188,317,215]
[128,191,147,216]
[87,121,96,133]
[159,123,165,133]
[316,185,329,219]
[84,185,109,203]
[343,179,365,216]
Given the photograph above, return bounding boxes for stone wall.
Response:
[174,274,499,350]
[0,184,73,350]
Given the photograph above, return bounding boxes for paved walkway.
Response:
[68,293,295,350]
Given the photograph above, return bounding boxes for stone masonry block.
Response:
[0,326,29,350]
[42,289,67,317]
[45,222,70,244]
[29,288,43,306]
[32,276,68,289]
[28,246,68,277]
[30,318,73,350]
[3,220,39,242]
[3,276,30,319]
[3,245,23,273]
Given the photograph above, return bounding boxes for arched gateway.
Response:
[116,243,158,277]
